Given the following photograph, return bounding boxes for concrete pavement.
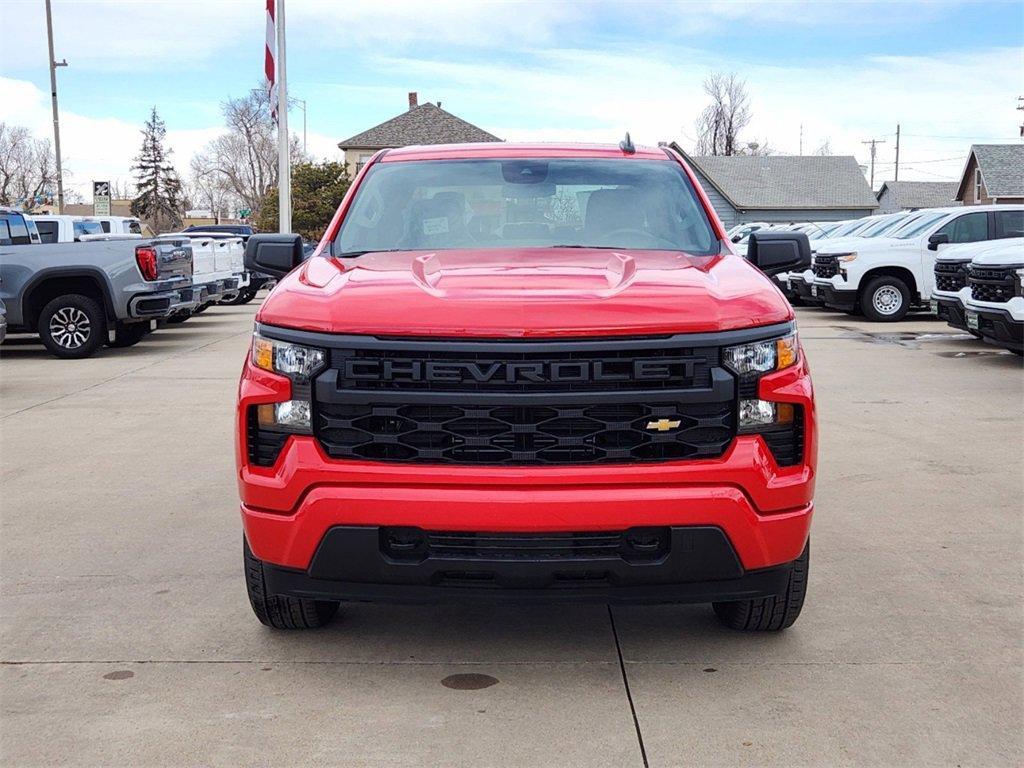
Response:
[1,303,1021,767]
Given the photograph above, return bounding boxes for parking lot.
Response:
[1,302,1021,767]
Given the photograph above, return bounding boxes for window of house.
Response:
[974,168,982,203]
[935,211,988,244]
[355,153,374,173]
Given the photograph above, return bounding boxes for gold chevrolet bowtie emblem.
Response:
[646,418,682,432]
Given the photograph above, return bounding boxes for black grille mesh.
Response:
[812,255,839,279]
[934,260,969,292]
[316,401,735,465]
[247,407,289,467]
[760,406,805,467]
[969,266,1015,303]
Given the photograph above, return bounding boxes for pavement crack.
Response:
[608,606,649,768]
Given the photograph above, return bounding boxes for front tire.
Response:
[220,288,258,306]
[244,538,339,629]
[860,276,911,322]
[713,542,809,631]
[37,294,106,359]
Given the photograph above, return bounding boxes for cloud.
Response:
[0,77,224,196]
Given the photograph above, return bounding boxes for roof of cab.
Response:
[380,142,670,162]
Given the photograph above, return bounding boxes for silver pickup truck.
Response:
[1,207,194,358]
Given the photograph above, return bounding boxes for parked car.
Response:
[964,239,1024,355]
[0,207,41,245]
[0,296,6,344]
[30,215,105,243]
[236,142,816,632]
[181,223,254,240]
[786,213,915,305]
[95,216,144,237]
[811,205,1024,321]
[0,237,194,358]
[931,238,1022,335]
[157,234,234,322]
[167,230,264,304]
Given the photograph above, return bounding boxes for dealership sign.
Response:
[93,181,111,216]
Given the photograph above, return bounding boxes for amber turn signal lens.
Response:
[776,403,795,424]
[252,337,274,372]
[256,403,277,428]
[776,336,799,369]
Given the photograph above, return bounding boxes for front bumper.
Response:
[793,278,823,305]
[933,295,970,332]
[259,524,802,604]
[965,304,1024,352]
[813,282,857,311]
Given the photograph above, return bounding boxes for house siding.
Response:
[688,164,739,228]
[960,157,993,205]
[876,186,898,214]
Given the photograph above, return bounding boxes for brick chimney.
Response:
[408,92,418,110]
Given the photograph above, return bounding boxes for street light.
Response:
[288,97,307,155]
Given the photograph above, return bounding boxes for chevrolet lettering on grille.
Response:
[343,357,706,385]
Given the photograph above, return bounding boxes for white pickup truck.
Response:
[94,216,144,237]
[811,205,1024,321]
[931,238,1022,335]
[161,232,247,320]
[964,239,1024,355]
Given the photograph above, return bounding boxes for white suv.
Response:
[964,239,1024,355]
[811,205,1024,321]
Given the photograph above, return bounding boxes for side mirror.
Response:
[244,233,304,278]
[745,231,811,277]
[927,232,949,251]
[731,234,743,243]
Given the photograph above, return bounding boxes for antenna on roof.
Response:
[619,132,635,154]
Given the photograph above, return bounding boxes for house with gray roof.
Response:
[875,181,959,213]
[668,143,877,228]
[338,92,501,176]
[955,144,1024,206]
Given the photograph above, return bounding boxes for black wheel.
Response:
[860,276,911,322]
[106,322,150,348]
[220,288,258,306]
[243,538,338,629]
[713,542,809,631]
[37,294,106,359]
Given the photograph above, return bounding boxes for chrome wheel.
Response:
[872,285,903,316]
[49,306,92,349]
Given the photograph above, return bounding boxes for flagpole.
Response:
[276,0,291,234]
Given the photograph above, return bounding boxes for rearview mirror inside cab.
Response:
[927,233,949,251]
[244,234,304,278]
[745,231,812,277]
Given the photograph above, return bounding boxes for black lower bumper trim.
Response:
[793,280,823,305]
[817,284,857,311]
[971,307,1023,352]
[261,525,793,604]
[935,297,968,331]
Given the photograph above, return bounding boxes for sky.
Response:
[1,0,1022,200]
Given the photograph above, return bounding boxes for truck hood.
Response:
[256,248,793,338]
[815,236,911,256]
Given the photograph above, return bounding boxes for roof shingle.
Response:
[675,148,877,210]
[876,181,959,209]
[969,144,1024,198]
[338,103,501,150]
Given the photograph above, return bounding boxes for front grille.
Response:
[316,401,735,465]
[813,255,839,279]
[969,265,1015,303]
[330,344,716,392]
[381,527,670,562]
[934,260,969,292]
[247,407,288,467]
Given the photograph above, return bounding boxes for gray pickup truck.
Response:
[1,207,195,358]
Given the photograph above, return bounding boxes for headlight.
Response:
[251,333,325,383]
[723,333,799,377]
[836,253,858,263]
[1015,268,1024,297]
[738,400,795,433]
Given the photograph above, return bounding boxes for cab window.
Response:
[1,212,32,245]
[994,210,1023,239]
[35,220,59,243]
[935,212,988,244]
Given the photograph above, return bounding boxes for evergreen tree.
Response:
[256,161,351,240]
[131,108,183,232]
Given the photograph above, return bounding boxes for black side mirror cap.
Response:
[731,234,743,243]
[745,231,812,277]
[244,233,304,278]
[927,232,949,251]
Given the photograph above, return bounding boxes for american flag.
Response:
[265,0,277,122]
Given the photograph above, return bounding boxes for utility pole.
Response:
[44,0,67,214]
[276,0,290,233]
[862,137,886,190]
[894,124,900,181]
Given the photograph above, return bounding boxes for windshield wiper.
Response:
[333,248,404,258]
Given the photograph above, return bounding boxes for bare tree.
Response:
[187,154,240,222]
[693,73,752,156]
[0,123,61,211]
[191,87,303,220]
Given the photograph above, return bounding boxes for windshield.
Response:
[828,219,871,238]
[334,158,719,256]
[73,221,104,236]
[893,211,949,239]
[858,216,905,238]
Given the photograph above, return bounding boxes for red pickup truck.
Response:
[237,141,816,632]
